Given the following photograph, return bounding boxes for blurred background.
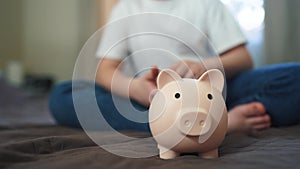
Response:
[0,0,299,90]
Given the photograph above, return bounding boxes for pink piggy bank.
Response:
[149,69,228,159]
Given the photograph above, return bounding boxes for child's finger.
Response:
[151,66,159,79]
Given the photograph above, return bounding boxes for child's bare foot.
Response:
[227,102,271,135]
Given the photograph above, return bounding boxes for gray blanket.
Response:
[1,125,300,169]
[1,78,300,169]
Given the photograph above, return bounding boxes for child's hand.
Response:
[130,66,159,107]
[170,60,206,79]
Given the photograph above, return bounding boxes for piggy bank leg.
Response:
[199,149,218,159]
[158,145,180,159]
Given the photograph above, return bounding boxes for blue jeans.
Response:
[49,63,300,131]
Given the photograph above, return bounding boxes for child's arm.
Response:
[96,58,158,107]
[170,44,253,79]
[219,44,253,78]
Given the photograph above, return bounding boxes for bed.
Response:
[1,78,300,169]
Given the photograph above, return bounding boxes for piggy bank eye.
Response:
[175,93,181,99]
[207,93,213,100]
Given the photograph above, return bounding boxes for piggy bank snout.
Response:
[177,111,212,136]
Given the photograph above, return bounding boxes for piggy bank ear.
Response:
[198,69,224,92]
[157,69,182,89]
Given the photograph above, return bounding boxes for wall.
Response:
[74,0,120,80]
[0,0,116,82]
[0,0,102,82]
[22,0,82,82]
[0,0,22,70]
[99,0,119,27]
[264,0,300,64]
[78,0,101,47]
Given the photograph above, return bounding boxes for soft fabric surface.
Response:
[1,78,300,169]
[0,78,54,126]
[0,125,300,169]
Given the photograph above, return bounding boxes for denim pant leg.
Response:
[226,62,300,127]
[94,84,150,132]
[49,81,81,128]
[49,81,150,132]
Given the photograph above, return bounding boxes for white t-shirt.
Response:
[96,0,247,76]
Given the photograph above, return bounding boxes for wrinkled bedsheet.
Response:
[1,125,300,169]
[1,78,300,169]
